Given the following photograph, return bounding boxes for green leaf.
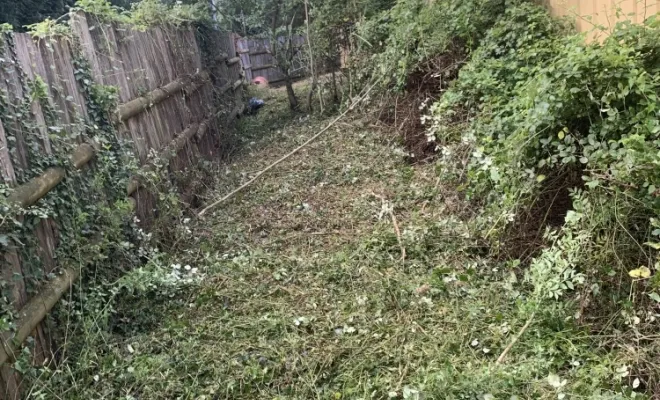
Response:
[585,179,600,189]
[648,292,660,303]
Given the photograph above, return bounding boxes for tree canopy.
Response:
[0,0,76,29]
[0,0,196,30]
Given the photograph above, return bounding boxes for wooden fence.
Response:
[543,0,660,39]
[0,12,243,399]
[235,35,306,84]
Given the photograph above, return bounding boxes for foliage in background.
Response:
[0,0,209,31]
[129,0,208,29]
[354,0,506,90]
[0,0,75,31]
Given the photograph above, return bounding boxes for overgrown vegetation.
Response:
[0,1,229,397]
[0,12,141,382]
[0,0,207,31]
[17,0,209,36]
[355,0,660,395]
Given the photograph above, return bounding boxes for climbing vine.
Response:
[0,2,231,397]
[0,13,140,367]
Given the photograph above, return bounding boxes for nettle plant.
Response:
[428,4,660,313]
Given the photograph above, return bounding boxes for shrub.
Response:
[355,0,508,90]
[427,2,660,375]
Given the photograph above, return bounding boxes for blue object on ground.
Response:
[246,97,265,115]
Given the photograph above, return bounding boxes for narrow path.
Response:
[44,86,557,399]
[185,119,451,399]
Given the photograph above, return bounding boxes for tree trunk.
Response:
[284,24,299,110]
[331,68,338,103]
[306,80,316,112]
[285,75,299,110]
[304,0,316,113]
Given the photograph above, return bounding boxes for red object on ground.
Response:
[252,76,269,86]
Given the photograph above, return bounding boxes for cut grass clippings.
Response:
[31,84,639,400]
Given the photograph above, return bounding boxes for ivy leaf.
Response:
[536,174,546,183]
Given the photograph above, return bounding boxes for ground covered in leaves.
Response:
[34,85,639,400]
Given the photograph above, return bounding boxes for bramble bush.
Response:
[353,0,660,392]
[423,0,660,390]
[355,0,506,90]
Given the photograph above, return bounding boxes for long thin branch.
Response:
[197,84,375,217]
[496,311,536,364]
[304,0,318,112]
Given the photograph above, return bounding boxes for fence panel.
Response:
[0,15,243,399]
[235,35,306,84]
[544,0,660,39]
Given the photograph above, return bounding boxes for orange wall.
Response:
[542,0,660,39]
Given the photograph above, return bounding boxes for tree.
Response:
[268,0,304,109]
[0,0,75,30]
[304,0,395,104]
[0,0,203,31]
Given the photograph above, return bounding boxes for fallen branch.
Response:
[496,311,536,364]
[118,71,209,121]
[198,83,376,217]
[7,143,95,208]
[127,109,221,196]
[127,123,200,196]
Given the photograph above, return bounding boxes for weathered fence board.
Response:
[235,35,306,84]
[543,0,660,40]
